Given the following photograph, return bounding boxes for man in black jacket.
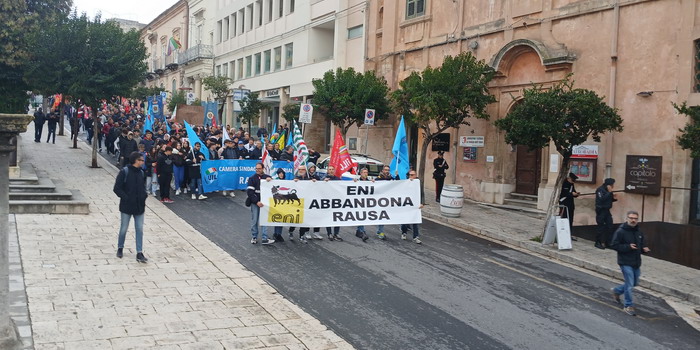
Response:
[247,162,274,245]
[594,178,617,249]
[157,146,175,203]
[610,211,650,316]
[113,152,149,263]
[559,172,580,240]
[33,108,45,142]
[280,145,294,162]
[119,131,139,167]
[46,109,59,144]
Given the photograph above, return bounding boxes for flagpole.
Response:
[363,123,369,155]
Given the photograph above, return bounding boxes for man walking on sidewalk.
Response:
[33,107,45,142]
[157,146,175,203]
[610,211,650,316]
[113,152,149,263]
[595,178,617,249]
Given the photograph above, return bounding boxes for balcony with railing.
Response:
[177,44,214,65]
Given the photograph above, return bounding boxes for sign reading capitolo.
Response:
[624,155,662,195]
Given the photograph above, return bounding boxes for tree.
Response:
[202,75,231,120]
[495,76,623,236]
[168,90,187,112]
[312,67,391,137]
[392,52,496,201]
[130,85,165,101]
[673,103,700,158]
[239,92,269,134]
[0,0,72,113]
[282,103,299,123]
[25,12,148,167]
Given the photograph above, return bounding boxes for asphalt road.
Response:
[81,130,700,349]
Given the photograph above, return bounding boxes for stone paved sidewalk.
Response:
[15,127,353,349]
[422,193,700,306]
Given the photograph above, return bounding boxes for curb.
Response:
[423,210,700,305]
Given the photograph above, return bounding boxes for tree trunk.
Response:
[218,104,225,127]
[72,113,79,149]
[540,154,571,239]
[58,102,65,136]
[417,136,431,205]
[91,104,99,168]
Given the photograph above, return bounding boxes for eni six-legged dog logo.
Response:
[268,185,304,224]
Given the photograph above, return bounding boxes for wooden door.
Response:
[515,145,541,195]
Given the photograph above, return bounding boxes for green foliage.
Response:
[673,102,700,158]
[282,103,300,122]
[131,85,166,100]
[391,52,496,201]
[168,90,187,111]
[202,75,231,117]
[312,67,391,136]
[494,76,623,158]
[0,0,71,112]
[239,92,269,132]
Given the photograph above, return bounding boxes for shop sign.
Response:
[431,133,450,152]
[572,145,599,159]
[624,155,662,195]
[459,136,484,147]
[266,89,280,98]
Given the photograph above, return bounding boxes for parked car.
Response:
[316,154,385,180]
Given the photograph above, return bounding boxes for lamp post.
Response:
[0,113,33,348]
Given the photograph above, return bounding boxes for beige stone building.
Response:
[364,0,700,226]
[140,0,189,108]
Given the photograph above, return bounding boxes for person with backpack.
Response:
[113,151,148,263]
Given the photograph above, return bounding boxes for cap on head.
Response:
[604,178,616,186]
[437,151,444,156]
[568,172,579,181]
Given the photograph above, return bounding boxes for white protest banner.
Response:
[259,180,422,227]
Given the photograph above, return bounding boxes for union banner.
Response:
[259,180,422,227]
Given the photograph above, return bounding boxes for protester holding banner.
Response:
[291,165,322,242]
[373,165,395,240]
[247,163,275,245]
[270,168,288,242]
[401,169,423,244]
[323,165,343,241]
[353,168,372,242]
[236,141,249,159]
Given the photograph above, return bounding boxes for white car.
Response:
[316,154,384,180]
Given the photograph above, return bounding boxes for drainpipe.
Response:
[605,1,620,178]
[451,0,465,184]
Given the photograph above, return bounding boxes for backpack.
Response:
[121,166,144,184]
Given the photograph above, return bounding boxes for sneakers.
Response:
[261,239,275,245]
[355,230,364,239]
[362,233,369,242]
[623,306,636,316]
[229,192,236,197]
[116,248,123,259]
[136,252,148,263]
[401,233,407,240]
[299,235,309,244]
[612,289,622,305]
[377,232,386,240]
[175,189,181,196]
[251,238,257,244]
[595,242,605,250]
[164,199,174,204]
[191,194,196,200]
[198,195,208,200]
[273,234,284,242]
[183,188,188,194]
[333,235,343,242]
[223,191,228,196]
[288,234,294,241]
[413,237,422,244]
[312,232,324,240]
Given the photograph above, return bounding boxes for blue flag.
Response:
[143,115,153,133]
[155,95,164,121]
[166,120,171,133]
[184,121,208,160]
[202,101,218,127]
[389,116,410,179]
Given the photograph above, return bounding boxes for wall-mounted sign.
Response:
[232,89,250,101]
[463,147,477,162]
[432,133,450,152]
[266,89,280,98]
[486,156,494,163]
[624,155,662,195]
[460,136,484,147]
[568,159,596,184]
[572,144,599,159]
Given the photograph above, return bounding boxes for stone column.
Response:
[0,113,32,349]
[194,78,203,100]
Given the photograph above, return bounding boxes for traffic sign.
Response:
[364,109,375,125]
[299,104,313,123]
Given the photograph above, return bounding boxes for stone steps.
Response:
[9,164,90,214]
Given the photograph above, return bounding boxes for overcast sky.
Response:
[72,0,177,24]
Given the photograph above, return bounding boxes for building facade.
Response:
[212,0,367,150]
[140,0,189,108]
[180,0,216,102]
[366,0,700,226]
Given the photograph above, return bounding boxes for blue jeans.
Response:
[173,166,185,189]
[190,178,203,195]
[250,205,268,240]
[357,226,365,233]
[377,225,385,233]
[401,224,420,239]
[613,265,641,307]
[118,213,144,253]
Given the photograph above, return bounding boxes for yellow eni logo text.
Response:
[268,185,304,224]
